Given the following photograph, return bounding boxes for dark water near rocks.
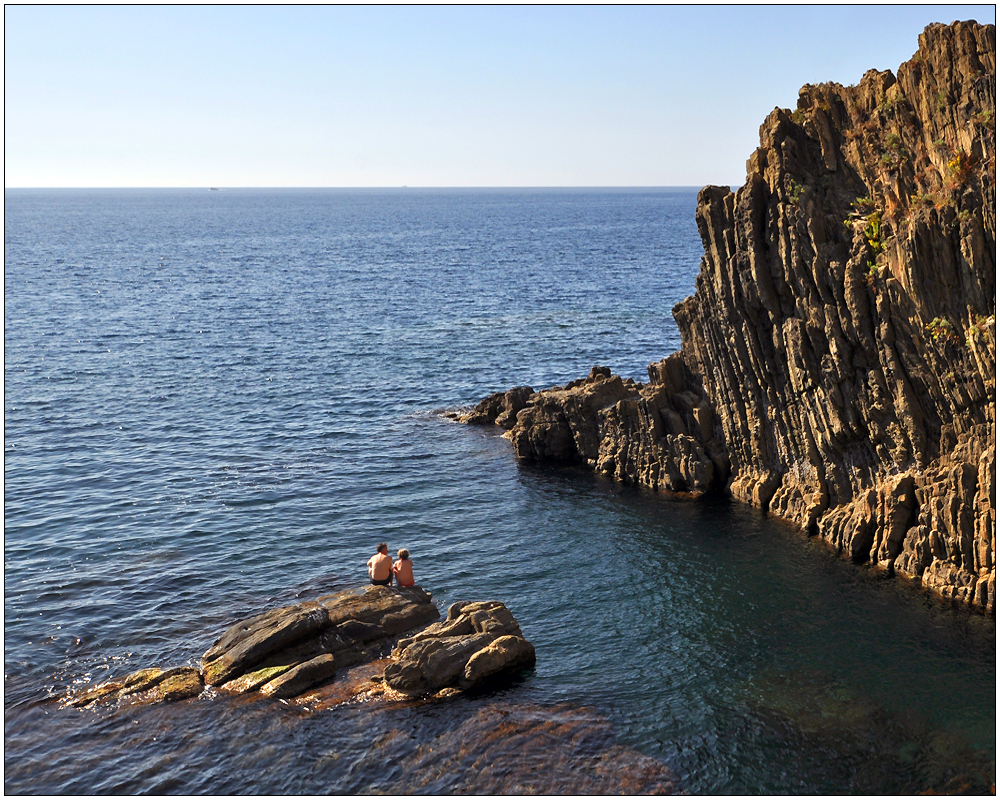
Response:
[4,188,995,794]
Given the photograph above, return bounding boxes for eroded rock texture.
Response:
[459,360,730,497]
[384,600,536,695]
[463,22,995,614]
[674,21,995,611]
[63,586,538,709]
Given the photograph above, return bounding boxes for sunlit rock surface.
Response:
[63,586,536,709]
[461,21,996,614]
[458,360,730,497]
[676,21,995,612]
[384,599,536,694]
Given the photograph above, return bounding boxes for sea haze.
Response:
[4,188,995,794]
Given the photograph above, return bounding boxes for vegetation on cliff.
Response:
[463,21,995,613]
[674,20,994,612]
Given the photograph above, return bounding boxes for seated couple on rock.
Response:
[367,543,415,588]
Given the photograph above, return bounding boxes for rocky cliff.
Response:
[675,20,995,611]
[462,21,996,614]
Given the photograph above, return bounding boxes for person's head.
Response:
[377,542,388,554]
[398,549,409,560]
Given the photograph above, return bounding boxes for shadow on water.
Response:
[735,665,995,795]
[485,465,996,794]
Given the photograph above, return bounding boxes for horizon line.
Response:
[5,184,734,191]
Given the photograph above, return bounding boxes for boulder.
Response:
[461,635,536,689]
[259,654,338,699]
[383,633,496,695]
[383,600,535,695]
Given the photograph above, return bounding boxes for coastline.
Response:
[460,21,996,615]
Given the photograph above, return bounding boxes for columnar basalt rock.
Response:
[675,20,995,612]
[461,22,995,614]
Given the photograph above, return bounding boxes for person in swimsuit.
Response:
[367,543,393,586]
[393,549,415,588]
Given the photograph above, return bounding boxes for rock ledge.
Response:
[64,586,534,709]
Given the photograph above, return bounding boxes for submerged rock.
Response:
[66,666,203,708]
[373,703,681,795]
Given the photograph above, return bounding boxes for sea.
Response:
[4,187,995,795]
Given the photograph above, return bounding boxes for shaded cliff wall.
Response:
[673,21,995,610]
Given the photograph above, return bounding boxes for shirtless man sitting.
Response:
[367,543,393,586]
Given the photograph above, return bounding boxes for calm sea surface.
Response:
[4,188,995,794]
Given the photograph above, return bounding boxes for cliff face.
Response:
[674,21,995,611]
[461,22,995,614]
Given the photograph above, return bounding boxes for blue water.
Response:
[4,188,995,794]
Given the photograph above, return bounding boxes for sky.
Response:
[4,4,995,188]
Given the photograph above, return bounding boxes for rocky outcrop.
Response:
[458,361,730,496]
[202,585,440,689]
[461,22,995,614]
[384,600,536,695]
[64,665,203,708]
[64,586,535,708]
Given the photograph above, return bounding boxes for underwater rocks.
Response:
[371,703,681,795]
[461,22,996,614]
[63,586,535,709]
[65,666,203,708]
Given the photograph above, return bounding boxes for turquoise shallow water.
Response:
[4,188,995,794]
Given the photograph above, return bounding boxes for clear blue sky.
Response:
[4,5,995,188]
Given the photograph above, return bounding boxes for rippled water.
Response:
[4,188,995,794]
